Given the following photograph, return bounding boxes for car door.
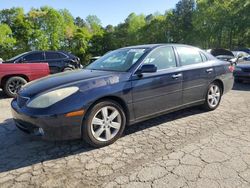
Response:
[45,52,67,74]
[22,52,45,63]
[131,46,182,120]
[175,46,215,105]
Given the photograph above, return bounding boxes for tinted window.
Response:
[176,47,203,66]
[144,46,176,70]
[45,52,66,60]
[24,52,44,61]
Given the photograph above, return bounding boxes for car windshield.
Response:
[7,52,29,61]
[86,48,146,72]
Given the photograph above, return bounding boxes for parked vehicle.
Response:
[234,61,250,82]
[208,48,235,61]
[232,51,249,62]
[3,51,81,74]
[233,48,250,55]
[243,55,250,61]
[11,44,234,147]
[0,63,49,97]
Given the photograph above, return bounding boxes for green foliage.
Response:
[0,1,249,64]
[0,24,16,59]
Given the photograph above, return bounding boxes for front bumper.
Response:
[11,99,83,140]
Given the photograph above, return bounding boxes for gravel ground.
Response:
[0,83,250,188]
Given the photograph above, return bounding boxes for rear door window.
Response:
[23,52,44,61]
[176,47,203,66]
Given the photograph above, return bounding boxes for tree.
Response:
[0,24,16,59]
[74,16,87,28]
[70,27,91,63]
[0,1,249,62]
[86,15,103,35]
[168,0,195,43]
[0,8,31,53]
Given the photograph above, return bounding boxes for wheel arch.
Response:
[211,79,224,95]
[1,74,29,88]
[84,95,130,125]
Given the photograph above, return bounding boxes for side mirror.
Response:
[136,64,157,75]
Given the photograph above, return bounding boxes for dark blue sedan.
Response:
[11,44,234,147]
[234,61,250,82]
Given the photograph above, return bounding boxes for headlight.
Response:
[234,67,242,71]
[27,87,79,108]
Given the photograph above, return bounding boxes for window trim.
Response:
[200,51,208,62]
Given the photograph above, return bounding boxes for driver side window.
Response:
[144,46,176,70]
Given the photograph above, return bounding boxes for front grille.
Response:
[17,95,30,107]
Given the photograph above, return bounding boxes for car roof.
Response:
[121,43,197,50]
[27,50,66,53]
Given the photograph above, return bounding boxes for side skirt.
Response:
[128,100,205,126]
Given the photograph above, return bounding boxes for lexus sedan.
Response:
[3,51,81,74]
[11,44,234,147]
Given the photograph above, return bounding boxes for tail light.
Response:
[228,65,234,72]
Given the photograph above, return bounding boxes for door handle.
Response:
[206,68,213,73]
[172,73,182,79]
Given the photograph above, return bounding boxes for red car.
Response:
[0,63,49,97]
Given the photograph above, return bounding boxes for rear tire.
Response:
[3,76,27,98]
[82,100,126,148]
[202,82,222,111]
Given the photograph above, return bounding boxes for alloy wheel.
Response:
[208,84,221,108]
[90,106,122,142]
[7,79,25,95]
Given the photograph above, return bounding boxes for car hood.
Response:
[19,69,129,97]
[210,49,234,57]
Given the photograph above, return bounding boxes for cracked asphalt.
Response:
[0,83,250,188]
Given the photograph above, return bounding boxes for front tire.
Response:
[3,76,27,98]
[82,100,126,147]
[202,82,222,111]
